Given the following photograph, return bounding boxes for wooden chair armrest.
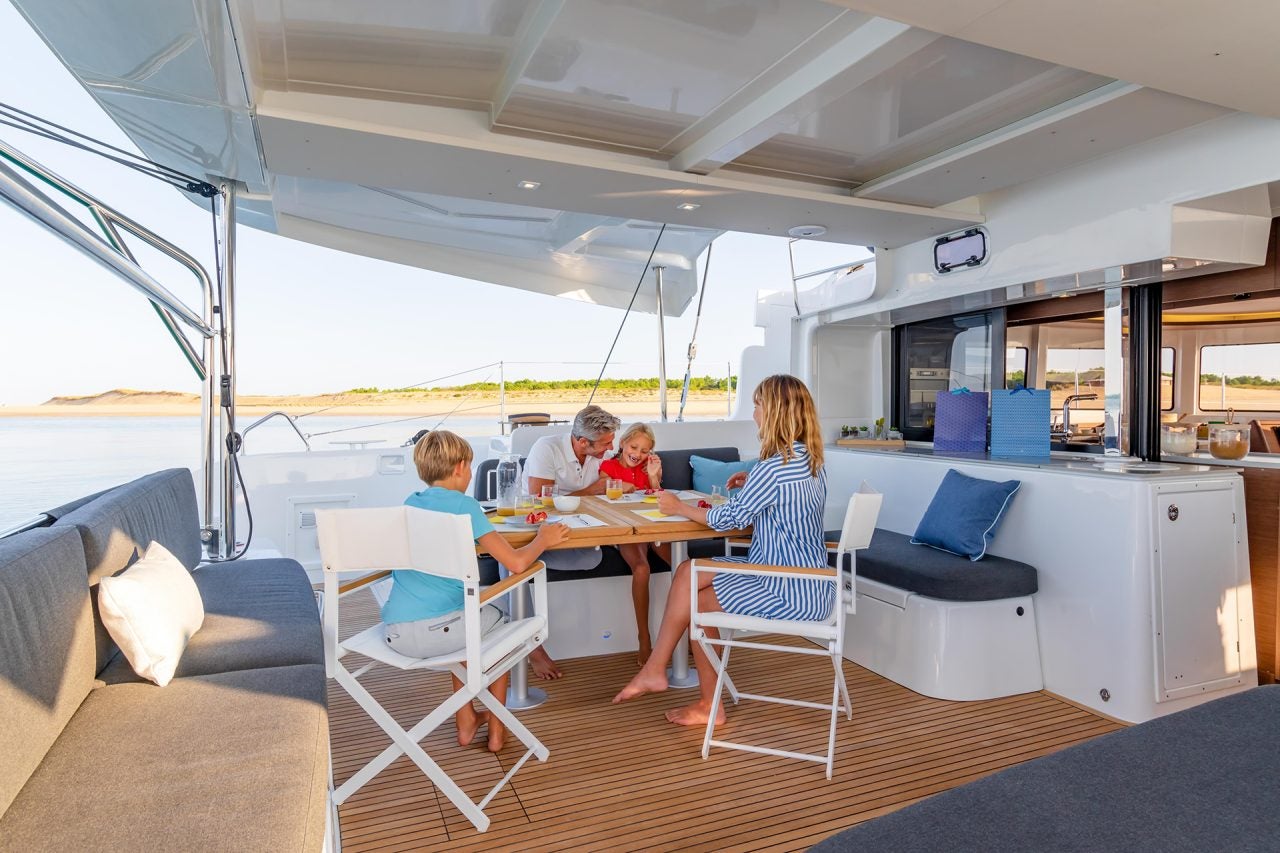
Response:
[725,538,752,547]
[480,561,547,604]
[337,570,392,595]
[689,559,836,578]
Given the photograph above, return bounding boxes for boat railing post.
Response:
[499,361,506,434]
[655,265,668,422]
[727,361,733,418]
[219,182,238,557]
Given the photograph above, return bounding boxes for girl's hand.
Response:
[657,490,684,516]
[646,453,662,478]
[621,482,637,493]
[726,470,749,490]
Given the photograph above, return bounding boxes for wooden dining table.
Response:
[482,493,749,708]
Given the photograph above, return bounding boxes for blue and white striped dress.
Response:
[704,443,830,621]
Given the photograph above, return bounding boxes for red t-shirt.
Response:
[599,457,653,490]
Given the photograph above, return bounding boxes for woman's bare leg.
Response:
[664,586,727,725]
[613,559,715,703]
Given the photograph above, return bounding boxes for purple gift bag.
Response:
[933,388,989,452]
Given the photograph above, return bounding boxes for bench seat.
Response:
[830,528,1038,601]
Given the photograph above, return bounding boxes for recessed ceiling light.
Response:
[788,224,827,238]
[676,202,701,211]
[516,180,541,190]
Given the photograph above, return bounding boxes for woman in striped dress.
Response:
[613,374,829,726]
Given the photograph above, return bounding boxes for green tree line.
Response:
[344,376,738,394]
[1198,373,1280,387]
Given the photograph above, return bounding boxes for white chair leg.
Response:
[698,632,740,704]
[701,637,731,760]
[474,686,550,761]
[834,655,852,719]
[826,669,841,781]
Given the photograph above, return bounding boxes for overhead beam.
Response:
[490,0,565,126]
[851,81,1144,203]
[665,14,938,175]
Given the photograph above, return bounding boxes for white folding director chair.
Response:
[690,482,882,779]
[317,505,550,833]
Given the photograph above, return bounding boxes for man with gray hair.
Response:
[516,405,621,678]
[523,404,621,498]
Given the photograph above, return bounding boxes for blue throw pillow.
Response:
[911,469,1020,561]
[690,455,758,494]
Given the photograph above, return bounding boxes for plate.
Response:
[500,514,562,530]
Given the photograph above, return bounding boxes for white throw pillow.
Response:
[98,541,205,686]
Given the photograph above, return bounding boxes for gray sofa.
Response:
[0,469,328,851]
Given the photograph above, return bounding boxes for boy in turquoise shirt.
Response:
[383,430,568,751]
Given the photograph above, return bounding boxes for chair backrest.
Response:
[473,456,527,501]
[1249,419,1280,453]
[316,506,479,582]
[834,482,882,555]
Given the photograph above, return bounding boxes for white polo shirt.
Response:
[522,432,603,495]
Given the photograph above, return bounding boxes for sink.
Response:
[1062,459,1177,475]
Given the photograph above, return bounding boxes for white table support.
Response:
[666,539,699,689]
[505,580,548,710]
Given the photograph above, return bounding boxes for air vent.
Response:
[299,511,317,529]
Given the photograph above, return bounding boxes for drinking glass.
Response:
[606,478,624,501]
[516,493,536,514]
[540,485,555,508]
[710,485,727,506]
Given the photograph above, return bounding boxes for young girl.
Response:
[383,431,569,751]
[598,423,669,664]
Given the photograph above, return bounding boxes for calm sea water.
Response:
[0,414,508,531]
[0,412,706,530]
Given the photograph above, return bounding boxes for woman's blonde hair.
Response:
[413,430,474,483]
[616,422,656,451]
[753,374,824,475]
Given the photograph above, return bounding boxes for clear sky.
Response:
[0,4,869,406]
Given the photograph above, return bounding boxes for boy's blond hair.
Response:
[753,374,824,475]
[413,430,473,483]
[616,422,656,451]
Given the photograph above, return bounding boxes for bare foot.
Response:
[664,702,726,727]
[487,726,507,753]
[530,647,563,680]
[456,709,490,746]
[612,668,668,703]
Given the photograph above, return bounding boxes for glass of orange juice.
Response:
[606,478,624,501]
[540,485,555,507]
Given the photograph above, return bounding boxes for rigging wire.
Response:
[676,240,714,422]
[587,223,667,407]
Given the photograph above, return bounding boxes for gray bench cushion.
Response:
[97,557,323,685]
[0,664,329,853]
[656,446,739,492]
[53,468,203,673]
[811,685,1280,853]
[0,528,95,818]
[829,529,1037,601]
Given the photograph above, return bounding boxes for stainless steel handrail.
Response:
[241,411,312,452]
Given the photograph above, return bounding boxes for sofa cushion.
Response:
[96,557,322,685]
[911,469,1021,561]
[830,529,1037,601]
[97,541,205,687]
[53,468,203,673]
[658,446,740,492]
[0,664,329,853]
[690,454,758,494]
[0,527,96,818]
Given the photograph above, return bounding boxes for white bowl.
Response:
[552,495,581,512]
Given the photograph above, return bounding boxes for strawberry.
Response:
[525,510,547,524]
[697,500,712,509]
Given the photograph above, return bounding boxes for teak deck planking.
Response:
[329,591,1121,852]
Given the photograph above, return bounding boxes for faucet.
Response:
[1061,394,1099,438]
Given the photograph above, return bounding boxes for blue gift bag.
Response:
[933,388,988,452]
[990,387,1051,457]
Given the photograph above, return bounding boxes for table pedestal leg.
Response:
[504,574,547,710]
[666,539,699,689]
